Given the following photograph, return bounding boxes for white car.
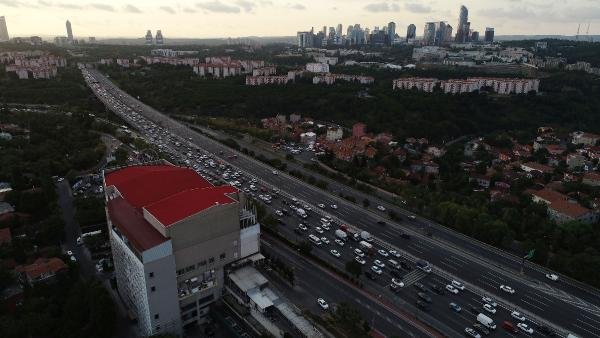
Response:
[378,249,389,257]
[371,265,383,274]
[272,170,278,175]
[303,204,312,211]
[334,239,345,246]
[545,273,559,281]
[330,204,338,209]
[317,298,329,310]
[70,255,77,262]
[298,224,308,231]
[355,256,366,265]
[330,249,341,258]
[451,280,465,290]
[354,248,365,257]
[483,303,496,314]
[391,278,405,287]
[275,210,283,217]
[318,203,325,209]
[377,205,386,211]
[500,285,515,294]
[315,227,324,234]
[321,237,330,245]
[445,284,459,294]
[517,323,534,334]
[511,311,526,321]
[481,296,497,307]
[373,259,385,268]
[66,250,73,256]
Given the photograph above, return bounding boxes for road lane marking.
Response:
[520,298,546,312]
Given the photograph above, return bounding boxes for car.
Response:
[70,255,77,262]
[315,227,324,234]
[481,296,497,307]
[373,260,385,268]
[317,298,329,310]
[502,321,518,334]
[354,248,365,257]
[66,250,73,256]
[446,284,459,294]
[389,283,402,293]
[483,303,496,314]
[377,249,388,257]
[414,282,428,293]
[355,256,366,265]
[452,280,465,290]
[303,204,312,211]
[429,283,444,295]
[545,273,559,281]
[473,323,490,335]
[408,215,416,220]
[318,203,325,209]
[511,311,526,321]
[371,265,383,274]
[320,237,330,245]
[298,224,308,231]
[275,210,283,217]
[377,220,386,225]
[517,323,534,334]
[334,239,345,246]
[465,328,481,338]
[272,170,278,175]
[449,302,462,312]
[417,292,432,303]
[416,300,429,311]
[330,204,338,209]
[391,278,404,287]
[500,285,515,294]
[330,249,341,258]
[377,205,386,211]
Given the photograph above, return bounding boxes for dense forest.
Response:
[102,63,600,142]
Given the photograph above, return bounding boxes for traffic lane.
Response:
[91,72,588,332]
[262,238,432,338]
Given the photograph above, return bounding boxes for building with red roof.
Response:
[529,188,598,224]
[15,257,67,286]
[103,163,260,337]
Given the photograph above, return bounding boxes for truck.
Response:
[296,208,307,219]
[335,229,347,241]
[360,231,373,242]
[477,313,497,330]
[359,241,374,254]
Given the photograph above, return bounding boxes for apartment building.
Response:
[103,164,260,337]
[530,188,598,224]
[305,62,330,73]
[392,77,438,92]
[393,77,540,95]
[245,75,290,86]
[252,66,276,76]
[312,73,374,85]
[193,63,242,78]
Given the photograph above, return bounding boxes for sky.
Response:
[0,0,599,39]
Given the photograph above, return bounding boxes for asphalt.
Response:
[83,68,600,338]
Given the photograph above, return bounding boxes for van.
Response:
[477,313,496,330]
[502,321,517,333]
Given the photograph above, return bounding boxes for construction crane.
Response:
[576,23,581,41]
[586,23,591,42]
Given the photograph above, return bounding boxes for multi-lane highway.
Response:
[82,67,598,338]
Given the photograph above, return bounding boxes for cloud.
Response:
[236,0,255,12]
[90,3,115,12]
[288,3,305,10]
[196,1,241,13]
[38,0,52,6]
[0,0,24,7]
[183,7,197,13]
[404,3,431,14]
[159,6,176,14]
[123,4,142,13]
[58,3,83,9]
[364,2,400,13]
[478,7,536,20]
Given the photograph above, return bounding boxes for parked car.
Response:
[317,298,329,310]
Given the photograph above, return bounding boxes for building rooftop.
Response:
[16,257,67,281]
[530,188,591,218]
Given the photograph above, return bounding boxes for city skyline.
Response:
[0,0,599,39]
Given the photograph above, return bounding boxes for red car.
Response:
[503,321,518,333]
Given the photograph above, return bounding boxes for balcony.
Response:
[178,271,217,300]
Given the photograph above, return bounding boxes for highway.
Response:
[83,67,598,338]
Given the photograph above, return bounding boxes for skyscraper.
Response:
[145,30,153,44]
[423,22,436,45]
[406,24,416,41]
[65,20,73,43]
[455,5,469,43]
[484,27,495,43]
[387,22,396,46]
[155,30,164,45]
[336,24,342,37]
[471,31,479,42]
[0,16,9,42]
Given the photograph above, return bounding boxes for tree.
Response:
[345,260,362,278]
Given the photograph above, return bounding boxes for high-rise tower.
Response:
[0,16,9,42]
[66,20,73,43]
[406,24,416,41]
[455,5,469,43]
[387,22,396,45]
[155,30,164,45]
[145,30,153,44]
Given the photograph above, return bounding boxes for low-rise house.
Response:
[15,257,68,286]
[520,162,554,175]
[566,154,586,170]
[529,188,598,224]
[582,172,600,187]
[571,131,600,146]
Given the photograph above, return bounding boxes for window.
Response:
[220,253,226,260]
[154,314,159,320]
[151,286,156,292]
[155,326,161,332]
[149,272,154,278]
[208,257,215,263]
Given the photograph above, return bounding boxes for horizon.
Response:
[1,0,599,39]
